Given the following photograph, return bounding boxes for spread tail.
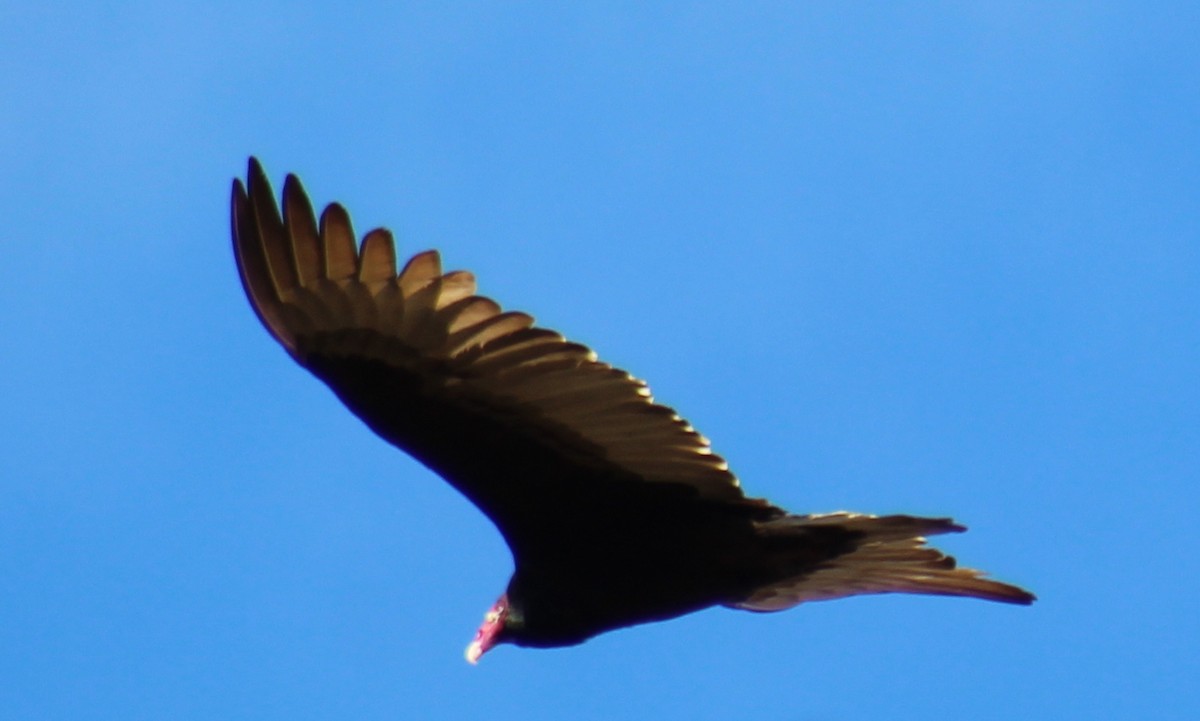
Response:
[732,513,1035,611]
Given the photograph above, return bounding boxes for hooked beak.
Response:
[465,595,507,664]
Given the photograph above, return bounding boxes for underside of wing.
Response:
[731,513,1036,610]
[231,159,749,539]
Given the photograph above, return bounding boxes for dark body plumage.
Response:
[307,351,787,646]
[231,159,1034,657]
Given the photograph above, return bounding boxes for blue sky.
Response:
[2,3,1196,719]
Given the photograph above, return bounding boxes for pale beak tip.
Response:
[465,641,483,665]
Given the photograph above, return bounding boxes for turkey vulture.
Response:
[231,158,1034,664]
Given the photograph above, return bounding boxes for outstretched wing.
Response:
[232,158,755,558]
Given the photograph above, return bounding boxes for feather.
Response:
[357,228,397,285]
[731,514,1035,610]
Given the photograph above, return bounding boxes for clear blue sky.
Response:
[2,3,1196,720]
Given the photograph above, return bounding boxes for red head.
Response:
[464,594,508,664]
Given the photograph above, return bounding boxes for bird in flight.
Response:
[230,159,1034,664]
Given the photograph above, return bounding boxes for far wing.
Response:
[232,159,754,556]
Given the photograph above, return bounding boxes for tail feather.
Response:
[732,512,1035,611]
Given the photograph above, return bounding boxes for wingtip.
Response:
[230,177,248,246]
[1006,587,1038,605]
[246,156,273,199]
[282,172,305,200]
[247,155,265,178]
